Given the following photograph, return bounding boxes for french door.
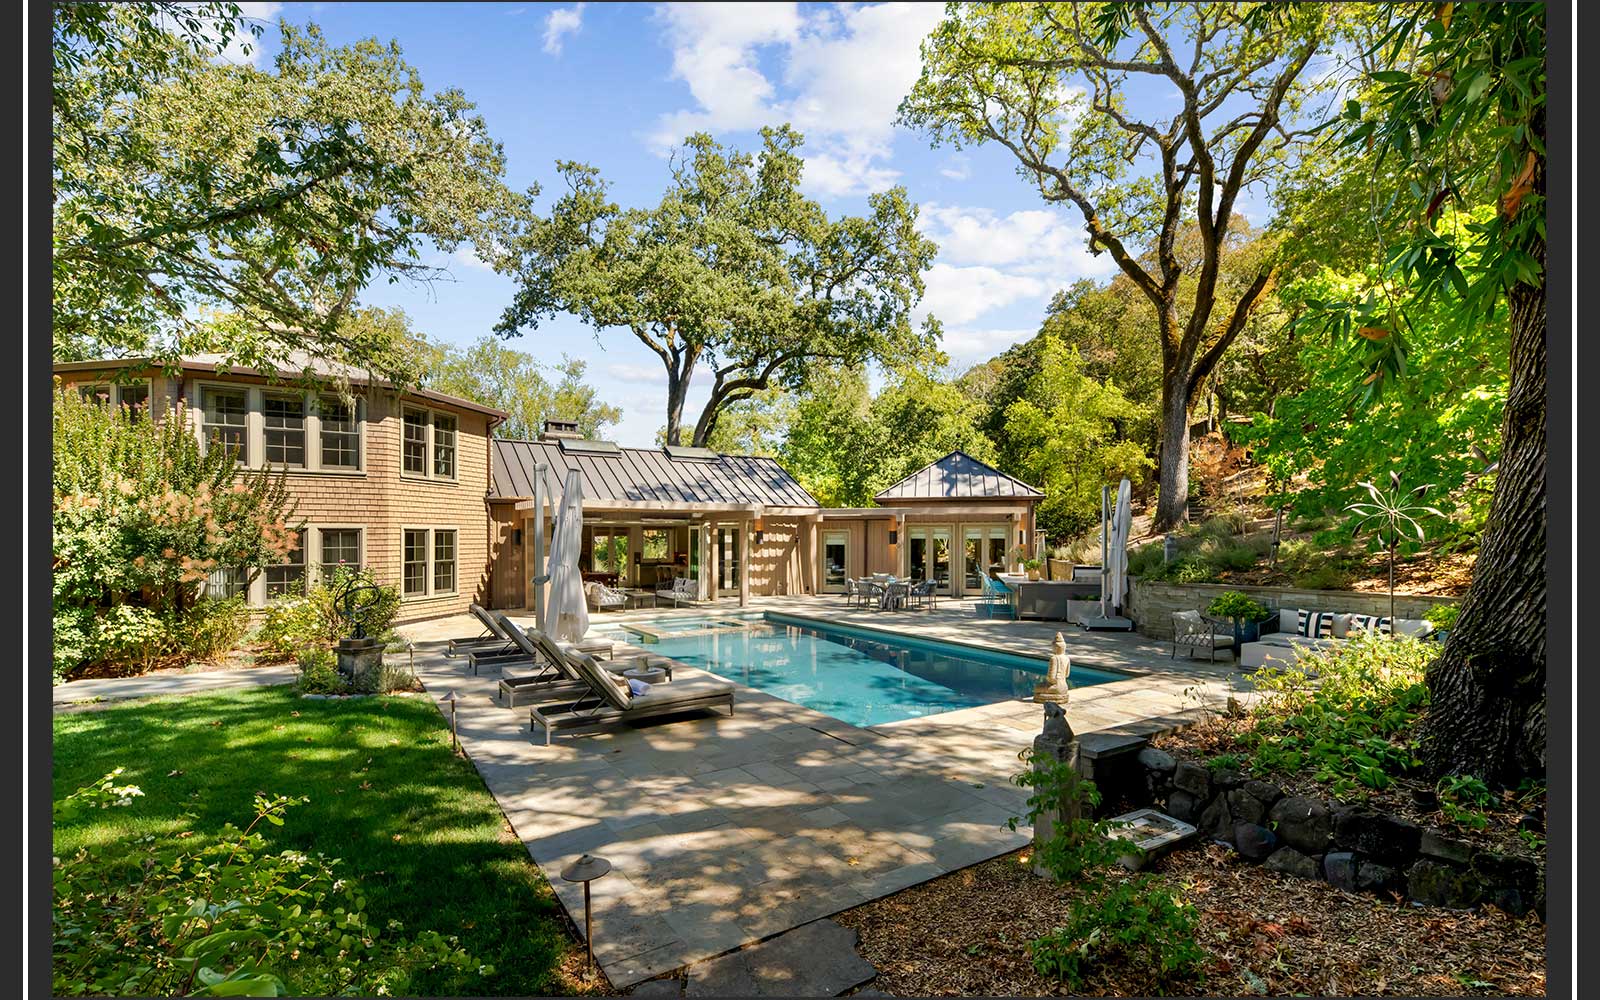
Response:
[962,526,1009,594]
[716,526,741,596]
[907,525,953,594]
[821,530,849,593]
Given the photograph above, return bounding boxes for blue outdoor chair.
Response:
[978,574,1016,619]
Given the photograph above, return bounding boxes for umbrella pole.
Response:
[533,462,547,630]
[1100,485,1110,619]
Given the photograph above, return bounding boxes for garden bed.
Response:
[836,846,1546,997]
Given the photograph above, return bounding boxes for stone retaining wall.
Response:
[1129,748,1544,917]
[1127,578,1457,640]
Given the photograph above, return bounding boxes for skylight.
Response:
[558,438,622,456]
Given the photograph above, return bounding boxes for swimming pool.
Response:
[590,613,1124,727]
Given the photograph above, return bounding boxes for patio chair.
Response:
[909,579,938,611]
[526,647,735,745]
[1171,610,1236,663]
[844,578,861,608]
[444,604,509,655]
[492,614,672,707]
[586,581,628,612]
[977,574,1016,620]
[466,606,614,676]
[656,577,699,608]
[859,579,886,610]
[882,580,911,611]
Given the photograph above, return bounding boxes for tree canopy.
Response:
[495,126,941,446]
[52,3,525,383]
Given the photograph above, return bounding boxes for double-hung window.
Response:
[318,396,360,470]
[264,394,307,467]
[78,381,151,415]
[320,528,362,576]
[400,406,459,482]
[265,530,307,598]
[401,527,458,599]
[201,387,248,463]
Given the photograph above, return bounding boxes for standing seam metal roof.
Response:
[489,439,821,508]
[873,450,1044,501]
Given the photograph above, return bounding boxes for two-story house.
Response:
[55,354,507,623]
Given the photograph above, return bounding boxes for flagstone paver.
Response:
[398,602,1253,989]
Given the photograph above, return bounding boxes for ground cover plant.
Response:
[53,688,593,996]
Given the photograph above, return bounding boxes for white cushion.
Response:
[1329,613,1355,638]
[1274,608,1300,634]
[1392,618,1435,638]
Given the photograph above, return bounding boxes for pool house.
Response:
[486,423,1042,609]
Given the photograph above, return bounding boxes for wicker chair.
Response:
[585,582,628,612]
[909,579,938,610]
[1171,610,1236,662]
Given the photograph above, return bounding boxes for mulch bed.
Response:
[836,845,1546,997]
[1150,716,1545,860]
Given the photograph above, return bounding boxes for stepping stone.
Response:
[684,919,876,997]
[631,978,684,997]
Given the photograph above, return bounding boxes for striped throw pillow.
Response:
[1313,612,1339,638]
[1348,614,1395,635]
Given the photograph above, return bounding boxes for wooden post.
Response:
[739,519,751,608]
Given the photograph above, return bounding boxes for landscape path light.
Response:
[561,854,612,979]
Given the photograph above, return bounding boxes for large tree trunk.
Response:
[1153,370,1192,532]
[663,372,688,446]
[1419,239,1546,787]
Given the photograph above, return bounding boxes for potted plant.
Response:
[1206,590,1271,647]
[1424,602,1460,642]
[1023,558,1043,580]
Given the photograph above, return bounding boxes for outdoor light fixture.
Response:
[438,689,459,752]
[753,529,765,544]
[561,854,613,979]
[888,529,898,545]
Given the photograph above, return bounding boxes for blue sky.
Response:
[233,2,1183,445]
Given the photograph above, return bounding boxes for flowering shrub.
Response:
[52,385,300,680]
[256,567,402,660]
[53,770,483,996]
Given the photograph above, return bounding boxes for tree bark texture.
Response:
[1419,238,1546,786]
[1154,371,1193,531]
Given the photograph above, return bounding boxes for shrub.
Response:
[1168,559,1214,584]
[177,598,253,662]
[52,385,300,680]
[1028,876,1204,991]
[296,648,343,694]
[1290,563,1356,590]
[1241,630,1436,793]
[1206,591,1270,622]
[257,567,401,659]
[52,771,481,996]
[1424,602,1461,629]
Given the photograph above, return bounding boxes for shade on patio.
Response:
[545,469,589,643]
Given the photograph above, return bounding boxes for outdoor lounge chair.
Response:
[492,614,672,707]
[465,606,613,676]
[1171,610,1236,663]
[526,646,734,745]
[444,604,511,656]
[586,581,629,612]
[656,577,698,608]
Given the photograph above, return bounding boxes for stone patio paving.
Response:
[398,599,1255,989]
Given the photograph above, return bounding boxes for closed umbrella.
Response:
[1110,477,1132,615]
[544,470,589,643]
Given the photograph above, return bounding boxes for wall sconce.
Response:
[753,529,764,545]
[888,529,898,545]
[513,528,523,545]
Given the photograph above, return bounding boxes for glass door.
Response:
[909,526,954,593]
[962,525,1010,594]
[716,526,741,596]
[907,528,929,585]
[822,531,849,593]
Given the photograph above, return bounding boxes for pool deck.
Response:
[398,597,1255,989]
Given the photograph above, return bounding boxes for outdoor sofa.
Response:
[1238,607,1435,670]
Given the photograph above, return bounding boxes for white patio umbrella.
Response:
[1109,477,1133,614]
[543,469,589,643]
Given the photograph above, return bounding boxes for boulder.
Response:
[1264,846,1321,880]
[1165,790,1200,824]
[1357,861,1401,894]
[1212,768,1245,791]
[1228,788,1268,826]
[1323,851,1359,892]
[1269,795,1333,855]
[1233,823,1278,861]
[1418,828,1475,866]
[1332,806,1421,863]
[1198,795,1234,843]
[1172,762,1211,798]
[1137,747,1177,774]
[1244,779,1283,809]
[1406,859,1483,909]
[1471,851,1540,897]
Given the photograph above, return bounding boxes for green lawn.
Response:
[53,687,584,996]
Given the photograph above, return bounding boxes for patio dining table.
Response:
[856,578,910,611]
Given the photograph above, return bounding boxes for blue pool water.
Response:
[592,613,1124,727]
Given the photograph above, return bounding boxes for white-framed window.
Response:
[400,405,460,482]
[204,565,250,600]
[263,393,307,467]
[317,395,361,470]
[200,385,249,464]
[265,529,307,599]
[401,526,458,599]
[78,380,153,415]
[318,527,363,576]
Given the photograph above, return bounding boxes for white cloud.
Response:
[178,2,279,66]
[648,2,945,197]
[937,326,1039,363]
[543,4,586,56]
[915,263,1046,327]
[939,154,971,181]
[605,363,667,384]
[451,245,493,271]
